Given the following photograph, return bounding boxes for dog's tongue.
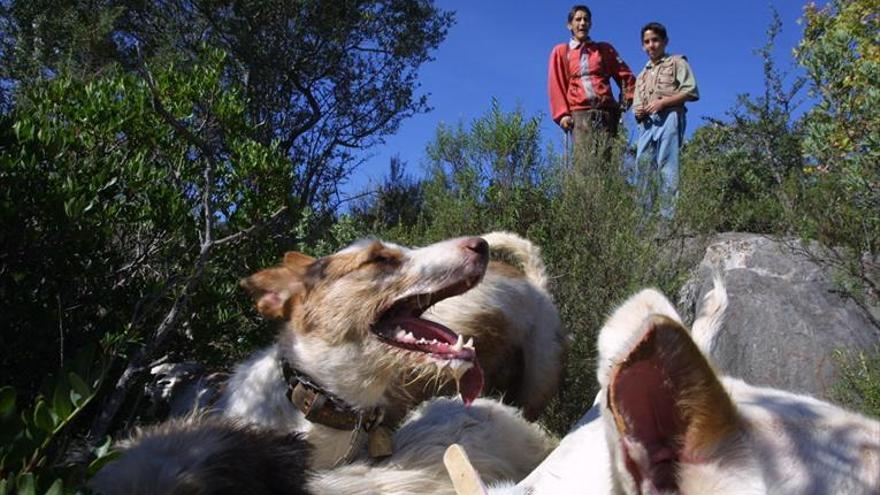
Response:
[459,361,484,405]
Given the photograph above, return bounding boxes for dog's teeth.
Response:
[395,330,406,339]
[464,337,474,349]
[451,335,464,352]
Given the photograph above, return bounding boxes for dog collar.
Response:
[279,357,393,460]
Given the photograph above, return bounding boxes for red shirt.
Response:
[548,39,636,123]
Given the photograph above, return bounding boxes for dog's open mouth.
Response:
[372,279,484,404]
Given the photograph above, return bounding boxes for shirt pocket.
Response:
[657,66,676,86]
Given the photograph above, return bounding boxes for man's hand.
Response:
[559,115,574,131]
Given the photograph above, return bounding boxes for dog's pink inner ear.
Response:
[609,316,738,492]
[240,264,307,320]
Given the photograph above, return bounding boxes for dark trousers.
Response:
[570,109,619,167]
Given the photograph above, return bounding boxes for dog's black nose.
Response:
[464,237,489,259]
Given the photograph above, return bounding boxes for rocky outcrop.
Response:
[679,233,880,402]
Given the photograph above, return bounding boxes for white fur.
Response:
[690,274,727,356]
[481,231,550,289]
[216,344,380,467]
[491,392,613,494]
[308,398,556,494]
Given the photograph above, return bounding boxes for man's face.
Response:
[567,10,591,42]
[642,29,668,61]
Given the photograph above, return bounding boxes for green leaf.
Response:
[15,473,34,495]
[68,389,83,410]
[32,401,55,433]
[67,373,91,404]
[43,480,62,495]
[0,387,14,417]
[87,449,120,477]
[51,383,71,420]
[92,435,113,459]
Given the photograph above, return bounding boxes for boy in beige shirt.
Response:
[633,22,699,217]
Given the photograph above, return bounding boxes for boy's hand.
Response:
[559,115,574,130]
[643,98,666,114]
[634,106,647,120]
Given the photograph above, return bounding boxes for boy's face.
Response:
[567,10,591,42]
[642,29,668,61]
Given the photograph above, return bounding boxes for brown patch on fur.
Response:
[241,242,414,345]
[609,315,740,458]
[240,253,313,320]
[295,242,413,343]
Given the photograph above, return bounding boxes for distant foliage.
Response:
[678,10,803,235]
[419,98,551,239]
[795,0,879,302]
[832,346,880,419]
[349,155,425,234]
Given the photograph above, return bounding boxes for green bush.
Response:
[832,346,880,419]
[794,0,879,302]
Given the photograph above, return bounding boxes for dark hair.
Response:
[641,22,668,42]
[568,5,591,23]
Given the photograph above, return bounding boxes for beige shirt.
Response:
[633,54,699,110]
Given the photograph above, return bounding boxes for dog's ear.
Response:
[240,252,315,319]
[282,251,315,268]
[606,315,739,493]
[597,288,682,388]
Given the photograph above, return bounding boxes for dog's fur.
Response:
[91,397,555,495]
[217,232,564,469]
[309,398,555,494]
[89,417,313,495]
[392,231,566,421]
[598,280,880,494]
[447,278,880,495]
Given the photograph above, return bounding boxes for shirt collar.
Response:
[644,54,671,69]
[568,37,593,49]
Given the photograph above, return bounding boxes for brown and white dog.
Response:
[392,232,566,422]
[447,278,880,494]
[217,232,564,469]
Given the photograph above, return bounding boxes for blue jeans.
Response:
[636,108,686,218]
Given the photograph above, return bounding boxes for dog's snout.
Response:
[463,237,489,260]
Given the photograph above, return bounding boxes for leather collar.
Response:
[279,357,393,459]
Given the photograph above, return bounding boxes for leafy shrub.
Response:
[832,346,880,419]
[0,346,116,494]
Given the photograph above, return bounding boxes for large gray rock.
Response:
[679,233,880,402]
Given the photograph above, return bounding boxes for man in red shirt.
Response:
[548,5,635,150]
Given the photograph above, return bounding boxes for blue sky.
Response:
[343,1,810,199]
